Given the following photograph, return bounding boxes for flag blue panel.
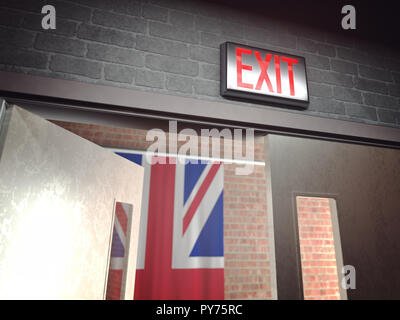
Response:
[110,226,125,257]
[190,191,224,257]
[116,152,142,166]
[184,162,207,205]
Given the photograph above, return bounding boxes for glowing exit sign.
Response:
[220,42,309,108]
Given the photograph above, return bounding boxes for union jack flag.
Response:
[112,152,224,299]
[106,201,132,300]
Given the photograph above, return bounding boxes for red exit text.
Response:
[236,47,298,96]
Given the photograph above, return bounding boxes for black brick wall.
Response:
[0,0,399,128]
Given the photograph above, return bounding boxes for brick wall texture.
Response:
[0,0,399,127]
[50,120,272,299]
[297,196,341,300]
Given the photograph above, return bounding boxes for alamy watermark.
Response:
[341,5,356,30]
[341,265,356,290]
[145,121,255,175]
[41,5,56,30]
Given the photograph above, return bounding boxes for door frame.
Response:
[1,70,400,149]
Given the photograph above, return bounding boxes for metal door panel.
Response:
[0,105,143,299]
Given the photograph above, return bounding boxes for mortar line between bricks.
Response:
[57,37,140,52]
[136,34,193,49]
[78,22,142,38]
[144,31,198,45]
[91,8,144,20]
[47,52,102,65]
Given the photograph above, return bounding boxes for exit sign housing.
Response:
[220,42,309,108]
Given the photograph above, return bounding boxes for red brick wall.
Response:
[224,163,270,299]
[296,197,341,300]
[51,120,272,300]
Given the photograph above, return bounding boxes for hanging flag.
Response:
[106,202,133,300]
[114,152,224,300]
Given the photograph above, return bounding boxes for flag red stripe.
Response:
[182,163,221,235]
[115,202,128,235]
[134,158,224,300]
[106,270,123,300]
[134,158,176,299]
[135,268,224,299]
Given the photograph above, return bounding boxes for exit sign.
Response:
[220,42,309,108]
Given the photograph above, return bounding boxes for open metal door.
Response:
[265,134,400,300]
[0,102,144,299]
